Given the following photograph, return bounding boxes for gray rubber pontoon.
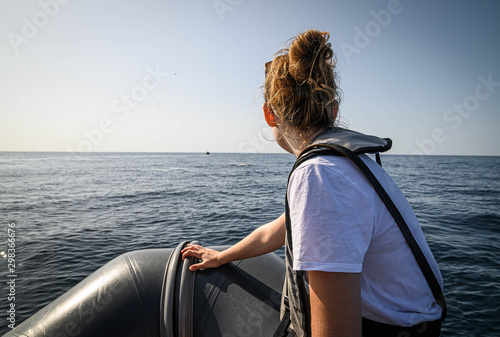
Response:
[3,242,285,337]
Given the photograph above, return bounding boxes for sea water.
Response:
[0,152,499,336]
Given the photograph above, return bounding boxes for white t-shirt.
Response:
[287,154,443,326]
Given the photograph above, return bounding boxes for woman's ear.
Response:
[263,103,277,127]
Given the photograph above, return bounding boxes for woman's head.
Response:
[264,29,341,135]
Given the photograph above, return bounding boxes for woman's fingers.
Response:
[181,245,204,259]
[181,244,203,259]
[182,251,199,260]
[189,261,206,271]
[180,246,222,271]
[181,244,202,254]
[181,248,205,271]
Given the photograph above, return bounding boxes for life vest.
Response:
[275,128,445,337]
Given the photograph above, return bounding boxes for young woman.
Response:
[182,29,444,337]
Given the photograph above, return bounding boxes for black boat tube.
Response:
[2,244,285,337]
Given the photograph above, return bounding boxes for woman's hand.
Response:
[181,244,225,271]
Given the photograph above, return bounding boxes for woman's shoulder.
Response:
[290,155,376,197]
[289,154,391,205]
[291,154,366,181]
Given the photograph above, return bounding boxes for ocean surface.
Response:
[0,152,499,336]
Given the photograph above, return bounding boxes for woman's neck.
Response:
[278,127,327,158]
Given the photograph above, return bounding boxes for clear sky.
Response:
[1,0,499,155]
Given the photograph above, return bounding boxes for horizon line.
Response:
[0,150,499,157]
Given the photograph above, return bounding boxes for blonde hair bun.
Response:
[289,30,334,84]
[264,29,340,133]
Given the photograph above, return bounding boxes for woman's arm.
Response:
[181,212,286,271]
[308,271,361,337]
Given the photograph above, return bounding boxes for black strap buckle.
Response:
[273,297,291,337]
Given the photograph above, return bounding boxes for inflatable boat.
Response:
[3,241,285,337]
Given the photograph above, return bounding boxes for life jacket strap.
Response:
[273,310,291,337]
[273,297,291,337]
